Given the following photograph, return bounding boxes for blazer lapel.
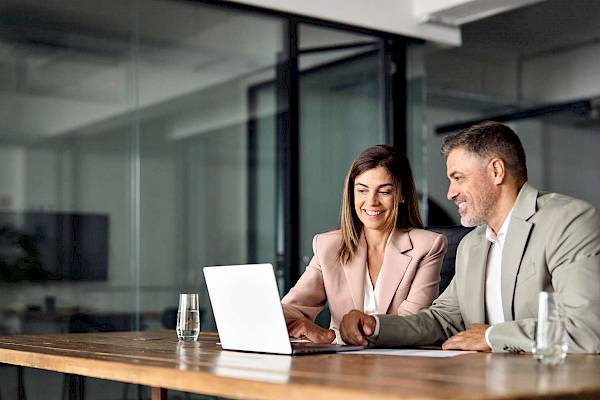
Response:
[465,230,489,323]
[377,229,412,314]
[342,233,367,311]
[501,183,537,321]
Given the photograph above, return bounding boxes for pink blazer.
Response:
[282,228,448,331]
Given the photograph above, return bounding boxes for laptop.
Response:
[203,263,363,355]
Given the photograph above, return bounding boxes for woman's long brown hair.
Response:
[337,145,423,264]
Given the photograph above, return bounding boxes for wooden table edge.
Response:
[0,346,416,400]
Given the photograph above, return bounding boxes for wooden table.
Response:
[0,331,598,400]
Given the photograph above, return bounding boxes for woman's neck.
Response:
[364,227,392,253]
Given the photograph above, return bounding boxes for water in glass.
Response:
[532,291,568,365]
[176,293,200,342]
[176,309,200,341]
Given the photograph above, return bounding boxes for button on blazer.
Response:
[282,227,448,332]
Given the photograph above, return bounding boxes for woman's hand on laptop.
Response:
[287,318,336,344]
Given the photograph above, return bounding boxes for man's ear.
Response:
[489,158,505,185]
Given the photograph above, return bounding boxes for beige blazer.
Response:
[376,183,600,353]
[282,228,448,332]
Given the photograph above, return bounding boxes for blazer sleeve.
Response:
[396,233,447,315]
[377,274,466,347]
[488,205,600,353]
[281,235,327,324]
[376,236,467,347]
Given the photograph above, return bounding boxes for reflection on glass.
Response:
[0,0,283,337]
[0,0,139,336]
[298,23,387,276]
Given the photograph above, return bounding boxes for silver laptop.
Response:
[203,263,363,355]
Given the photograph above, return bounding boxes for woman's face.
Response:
[353,166,398,232]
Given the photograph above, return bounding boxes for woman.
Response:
[282,145,447,343]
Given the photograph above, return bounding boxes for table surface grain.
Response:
[0,331,598,400]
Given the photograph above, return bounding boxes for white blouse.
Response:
[363,262,382,315]
[334,263,382,344]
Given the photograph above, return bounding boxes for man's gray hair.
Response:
[441,121,528,184]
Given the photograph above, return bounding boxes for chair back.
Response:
[68,313,144,333]
[427,226,474,294]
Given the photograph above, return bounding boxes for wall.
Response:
[426,48,519,100]
[425,106,477,222]
[424,38,600,217]
[544,123,600,206]
[522,42,600,102]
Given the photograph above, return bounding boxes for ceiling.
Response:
[459,0,600,57]
[425,0,600,65]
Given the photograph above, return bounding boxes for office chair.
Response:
[427,225,474,294]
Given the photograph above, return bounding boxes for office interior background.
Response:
[0,0,599,398]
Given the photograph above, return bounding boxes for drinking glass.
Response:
[532,291,568,365]
[176,293,200,342]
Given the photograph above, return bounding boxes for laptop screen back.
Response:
[204,264,293,354]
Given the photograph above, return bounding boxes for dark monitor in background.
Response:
[0,211,109,282]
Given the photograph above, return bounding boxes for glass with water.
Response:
[176,293,200,342]
[532,291,568,365]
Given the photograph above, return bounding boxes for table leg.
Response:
[151,387,167,400]
[17,366,26,400]
[67,375,85,400]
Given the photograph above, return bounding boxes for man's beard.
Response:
[460,182,497,227]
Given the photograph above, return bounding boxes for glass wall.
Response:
[0,0,408,397]
[0,0,286,335]
[405,42,429,224]
[0,0,408,332]
[297,24,389,273]
[0,0,142,335]
[135,0,285,332]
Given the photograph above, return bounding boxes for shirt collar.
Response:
[485,208,514,245]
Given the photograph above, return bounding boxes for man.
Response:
[340,121,600,353]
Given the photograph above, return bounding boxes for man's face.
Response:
[446,147,498,227]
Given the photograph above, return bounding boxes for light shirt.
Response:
[363,262,382,315]
[371,315,381,340]
[484,209,513,346]
[335,263,382,344]
[363,264,382,344]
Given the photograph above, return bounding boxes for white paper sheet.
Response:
[341,348,476,357]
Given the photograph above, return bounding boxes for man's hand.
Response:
[340,310,376,346]
[287,318,335,344]
[442,323,491,352]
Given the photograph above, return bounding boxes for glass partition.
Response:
[135,0,285,332]
[0,0,285,335]
[0,1,407,397]
[0,0,140,336]
[297,24,389,276]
